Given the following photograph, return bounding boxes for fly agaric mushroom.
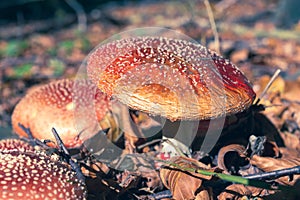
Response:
[0,150,86,199]
[11,79,111,148]
[87,37,255,121]
[86,36,257,153]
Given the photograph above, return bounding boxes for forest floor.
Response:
[1,0,300,199]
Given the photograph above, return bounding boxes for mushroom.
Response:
[0,139,34,152]
[0,150,86,199]
[86,36,258,153]
[87,36,255,121]
[11,79,111,148]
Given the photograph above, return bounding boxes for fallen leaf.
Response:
[160,156,213,200]
[279,131,300,152]
[217,144,247,174]
[218,184,270,200]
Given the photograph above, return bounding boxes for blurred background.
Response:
[0,0,300,137]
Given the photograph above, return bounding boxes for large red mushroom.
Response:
[86,36,257,152]
[87,36,255,121]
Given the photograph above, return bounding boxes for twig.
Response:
[157,157,291,191]
[52,128,86,182]
[137,139,164,150]
[147,190,172,199]
[204,0,221,54]
[245,165,300,181]
[65,0,87,32]
[254,69,281,105]
[185,0,196,23]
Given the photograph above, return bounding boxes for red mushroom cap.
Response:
[11,79,111,148]
[87,37,255,121]
[0,150,86,199]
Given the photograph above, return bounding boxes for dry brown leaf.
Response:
[160,156,213,200]
[250,155,300,185]
[283,80,300,102]
[279,147,300,159]
[218,184,270,200]
[195,189,212,200]
[280,132,300,152]
[217,144,247,174]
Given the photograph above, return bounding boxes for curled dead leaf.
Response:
[218,184,271,200]
[217,144,248,174]
[159,156,213,200]
[250,155,300,185]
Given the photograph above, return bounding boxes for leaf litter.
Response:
[0,0,300,199]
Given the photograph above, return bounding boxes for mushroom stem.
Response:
[112,101,145,153]
[52,128,86,182]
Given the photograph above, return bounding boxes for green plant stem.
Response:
[159,158,291,191]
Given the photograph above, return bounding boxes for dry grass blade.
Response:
[204,0,220,54]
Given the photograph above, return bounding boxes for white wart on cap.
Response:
[0,139,34,152]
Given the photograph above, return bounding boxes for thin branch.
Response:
[254,69,281,105]
[147,190,172,199]
[157,157,291,191]
[65,0,87,32]
[137,139,163,150]
[204,0,221,54]
[245,165,300,181]
[52,128,86,182]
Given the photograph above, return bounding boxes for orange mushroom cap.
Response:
[11,79,110,148]
[87,37,255,121]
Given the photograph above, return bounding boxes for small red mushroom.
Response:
[11,79,111,148]
[87,36,255,121]
[0,150,86,199]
